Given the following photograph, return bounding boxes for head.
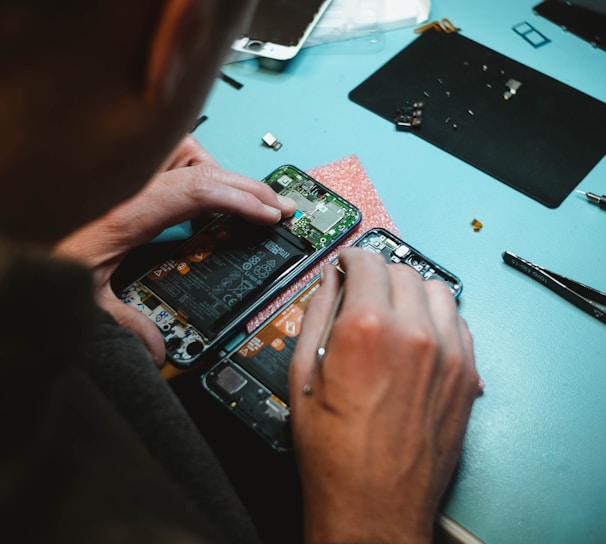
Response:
[0,0,255,245]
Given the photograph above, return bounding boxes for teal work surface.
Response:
[192,1,606,542]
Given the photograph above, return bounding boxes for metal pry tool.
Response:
[503,251,606,324]
[302,272,345,396]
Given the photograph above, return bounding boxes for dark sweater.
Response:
[0,241,261,544]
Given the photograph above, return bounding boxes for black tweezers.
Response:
[503,251,606,325]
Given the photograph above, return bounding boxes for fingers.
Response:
[422,279,478,388]
[337,247,392,314]
[386,258,433,332]
[291,248,423,399]
[107,163,297,250]
[387,265,479,406]
[290,248,479,544]
[291,248,478,401]
[181,164,297,223]
[289,265,343,393]
[157,136,297,223]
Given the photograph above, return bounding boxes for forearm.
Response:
[301,499,434,544]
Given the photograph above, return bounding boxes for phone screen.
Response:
[243,0,329,46]
[232,0,333,60]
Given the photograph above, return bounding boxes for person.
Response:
[0,1,480,543]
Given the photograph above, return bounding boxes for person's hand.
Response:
[289,248,479,544]
[54,135,296,366]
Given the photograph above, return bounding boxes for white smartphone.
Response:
[232,0,334,61]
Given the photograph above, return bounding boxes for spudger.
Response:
[576,190,606,210]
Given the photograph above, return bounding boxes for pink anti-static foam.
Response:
[246,154,399,331]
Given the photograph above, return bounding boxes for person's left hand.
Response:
[54,134,296,366]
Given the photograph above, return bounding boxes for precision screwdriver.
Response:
[576,190,606,210]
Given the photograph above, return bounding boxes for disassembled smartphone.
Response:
[354,227,463,298]
[120,165,361,368]
[201,227,463,451]
[232,0,334,61]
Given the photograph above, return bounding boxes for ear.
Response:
[144,0,209,104]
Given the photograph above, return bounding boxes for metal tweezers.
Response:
[503,251,606,325]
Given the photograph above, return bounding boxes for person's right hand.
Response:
[289,247,479,544]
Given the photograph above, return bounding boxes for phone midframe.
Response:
[203,276,320,451]
[354,227,463,298]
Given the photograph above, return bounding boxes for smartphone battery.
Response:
[140,216,308,342]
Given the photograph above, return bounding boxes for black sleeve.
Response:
[78,310,263,544]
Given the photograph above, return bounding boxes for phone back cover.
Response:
[349,30,606,208]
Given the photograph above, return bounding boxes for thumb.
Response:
[99,290,167,368]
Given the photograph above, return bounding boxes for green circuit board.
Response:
[264,165,361,250]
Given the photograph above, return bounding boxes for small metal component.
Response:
[395,116,422,130]
[262,132,282,150]
[215,365,247,395]
[310,202,344,233]
[394,101,424,131]
[504,78,522,100]
[471,218,483,232]
[394,244,410,258]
